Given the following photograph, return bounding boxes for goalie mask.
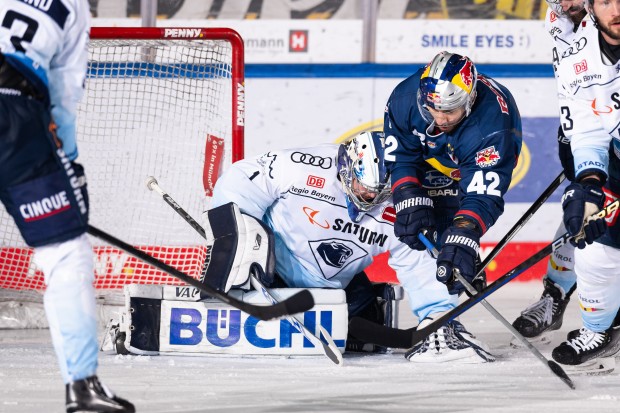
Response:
[337,131,391,222]
[417,51,478,127]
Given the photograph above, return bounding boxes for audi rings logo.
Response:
[562,37,587,58]
[291,152,333,169]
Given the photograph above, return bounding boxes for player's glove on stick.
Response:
[393,185,436,251]
[562,181,606,249]
[436,226,480,295]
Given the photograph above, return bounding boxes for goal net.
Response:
[0,27,245,320]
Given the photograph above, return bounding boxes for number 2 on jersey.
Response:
[2,10,39,53]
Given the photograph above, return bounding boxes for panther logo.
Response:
[316,241,353,268]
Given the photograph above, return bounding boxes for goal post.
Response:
[0,27,245,299]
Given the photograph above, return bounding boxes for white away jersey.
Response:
[555,22,620,179]
[210,144,436,289]
[545,6,588,78]
[0,0,90,160]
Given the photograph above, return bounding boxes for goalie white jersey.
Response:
[210,143,438,292]
[555,22,620,179]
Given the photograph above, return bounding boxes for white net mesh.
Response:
[1,29,243,299]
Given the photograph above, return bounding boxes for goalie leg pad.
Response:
[117,285,347,356]
[202,202,275,293]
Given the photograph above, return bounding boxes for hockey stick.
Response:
[418,234,575,390]
[349,198,620,349]
[476,171,565,279]
[249,275,344,366]
[145,176,343,365]
[86,225,313,321]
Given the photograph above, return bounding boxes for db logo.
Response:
[549,11,557,23]
[307,175,325,188]
[574,60,588,74]
[289,30,308,52]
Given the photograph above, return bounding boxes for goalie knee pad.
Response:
[201,202,275,293]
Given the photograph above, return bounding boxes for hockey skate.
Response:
[552,326,620,375]
[511,278,574,346]
[405,317,495,363]
[66,375,135,413]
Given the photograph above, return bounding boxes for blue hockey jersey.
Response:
[384,70,522,234]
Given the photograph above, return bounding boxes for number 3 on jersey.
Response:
[467,170,501,196]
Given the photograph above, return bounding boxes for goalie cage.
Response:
[0,27,245,328]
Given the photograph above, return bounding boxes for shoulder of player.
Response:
[556,24,597,69]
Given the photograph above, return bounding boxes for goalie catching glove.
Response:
[561,179,606,249]
[201,202,275,293]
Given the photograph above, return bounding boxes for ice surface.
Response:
[1,282,619,413]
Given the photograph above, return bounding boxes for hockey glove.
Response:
[436,226,480,295]
[557,126,575,182]
[392,185,436,251]
[562,180,606,249]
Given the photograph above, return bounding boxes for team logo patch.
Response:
[306,175,325,188]
[475,146,501,168]
[381,206,396,223]
[309,239,368,280]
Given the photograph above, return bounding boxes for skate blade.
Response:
[509,330,556,348]
[562,357,615,376]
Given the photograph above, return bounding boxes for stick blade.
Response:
[548,360,576,390]
[348,317,416,348]
[243,289,315,321]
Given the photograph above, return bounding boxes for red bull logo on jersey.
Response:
[19,191,71,222]
[475,146,501,168]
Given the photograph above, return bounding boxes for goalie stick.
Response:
[87,225,313,321]
[349,198,620,350]
[418,233,575,390]
[145,176,344,366]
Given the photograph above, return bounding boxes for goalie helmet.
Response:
[337,131,391,222]
[417,51,477,125]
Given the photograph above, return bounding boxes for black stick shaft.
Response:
[87,225,313,320]
[477,171,565,278]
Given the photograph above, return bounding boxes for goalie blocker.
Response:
[105,203,403,356]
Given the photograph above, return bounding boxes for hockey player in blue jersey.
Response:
[209,131,495,363]
[383,51,522,360]
[0,1,133,411]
